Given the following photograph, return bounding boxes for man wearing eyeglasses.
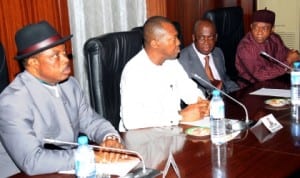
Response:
[235,8,299,87]
[179,18,239,97]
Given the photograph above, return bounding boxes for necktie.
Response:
[204,55,215,81]
[204,55,223,89]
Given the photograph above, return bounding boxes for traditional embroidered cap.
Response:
[252,8,275,26]
[15,20,73,60]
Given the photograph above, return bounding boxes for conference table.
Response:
[12,75,300,178]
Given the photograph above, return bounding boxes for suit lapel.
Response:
[21,72,57,126]
[20,72,75,141]
[211,50,224,80]
[187,45,209,81]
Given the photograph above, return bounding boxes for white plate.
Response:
[185,126,210,137]
[264,98,289,107]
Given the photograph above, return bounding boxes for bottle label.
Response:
[210,100,226,145]
[210,105,225,118]
[291,72,300,85]
[75,146,96,177]
[291,71,300,105]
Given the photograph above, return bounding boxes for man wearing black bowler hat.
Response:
[0,21,123,177]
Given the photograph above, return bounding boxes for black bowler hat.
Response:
[15,20,73,60]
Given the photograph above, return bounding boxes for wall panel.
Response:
[146,0,167,17]
[147,0,255,46]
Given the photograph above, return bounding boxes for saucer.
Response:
[265,98,289,107]
[185,126,210,137]
[264,98,290,110]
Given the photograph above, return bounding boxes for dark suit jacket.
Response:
[179,44,239,96]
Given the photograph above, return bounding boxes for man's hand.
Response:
[179,98,209,122]
[287,49,300,65]
[94,138,126,163]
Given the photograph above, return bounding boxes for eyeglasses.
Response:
[195,35,216,43]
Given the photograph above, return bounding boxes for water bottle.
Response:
[210,89,226,145]
[75,136,96,178]
[291,62,300,120]
[291,61,300,105]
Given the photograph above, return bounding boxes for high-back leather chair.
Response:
[84,30,143,129]
[0,42,9,93]
[203,6,244,81]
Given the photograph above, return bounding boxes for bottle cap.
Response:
[78,136,88,145]
[212,89,220,96]
[293,62,300,69]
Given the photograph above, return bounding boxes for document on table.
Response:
[249,88,290,98]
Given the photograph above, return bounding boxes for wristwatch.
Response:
[103,134,121,143]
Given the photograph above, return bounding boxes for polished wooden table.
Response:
[12,75,300,178]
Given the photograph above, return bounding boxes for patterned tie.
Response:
[204,55,215,81]
[204,55,223,89]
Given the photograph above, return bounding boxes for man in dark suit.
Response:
[179,19,239,96]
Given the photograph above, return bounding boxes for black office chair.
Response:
[83,30,143,129]
[203,6,245,81]
[0,42,9,93]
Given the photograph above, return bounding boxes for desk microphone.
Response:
[260,51,292,70]
[192,74,253,131]
[43,138,160,177]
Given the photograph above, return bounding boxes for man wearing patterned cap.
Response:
[0,21,124,177]
[235,8,299,87]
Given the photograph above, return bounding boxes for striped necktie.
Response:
[204,55,215,81]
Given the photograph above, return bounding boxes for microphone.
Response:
[260,51,292,70]
[43,138,160,177]
[192,74,253,131]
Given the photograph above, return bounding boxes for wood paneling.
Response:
[147,0,255,46]
[146,0,167,17]
[241,0,256,33]
[0,0,71,81]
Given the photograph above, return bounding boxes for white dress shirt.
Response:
[119,48,205,132]
[192,44,221,80]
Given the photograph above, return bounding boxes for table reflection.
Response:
[122,126,186,169]
[211,143,227,178]
[291,119,300,147]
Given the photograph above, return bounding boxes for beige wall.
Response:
[257,0,300,50]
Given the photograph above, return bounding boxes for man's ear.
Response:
[27,56,39,67]
[271,26,275,33]
[150,39,159,49]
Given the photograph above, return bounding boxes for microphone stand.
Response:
[43,138,161,177]
[193,74,253,131]
[260,51,292,71]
